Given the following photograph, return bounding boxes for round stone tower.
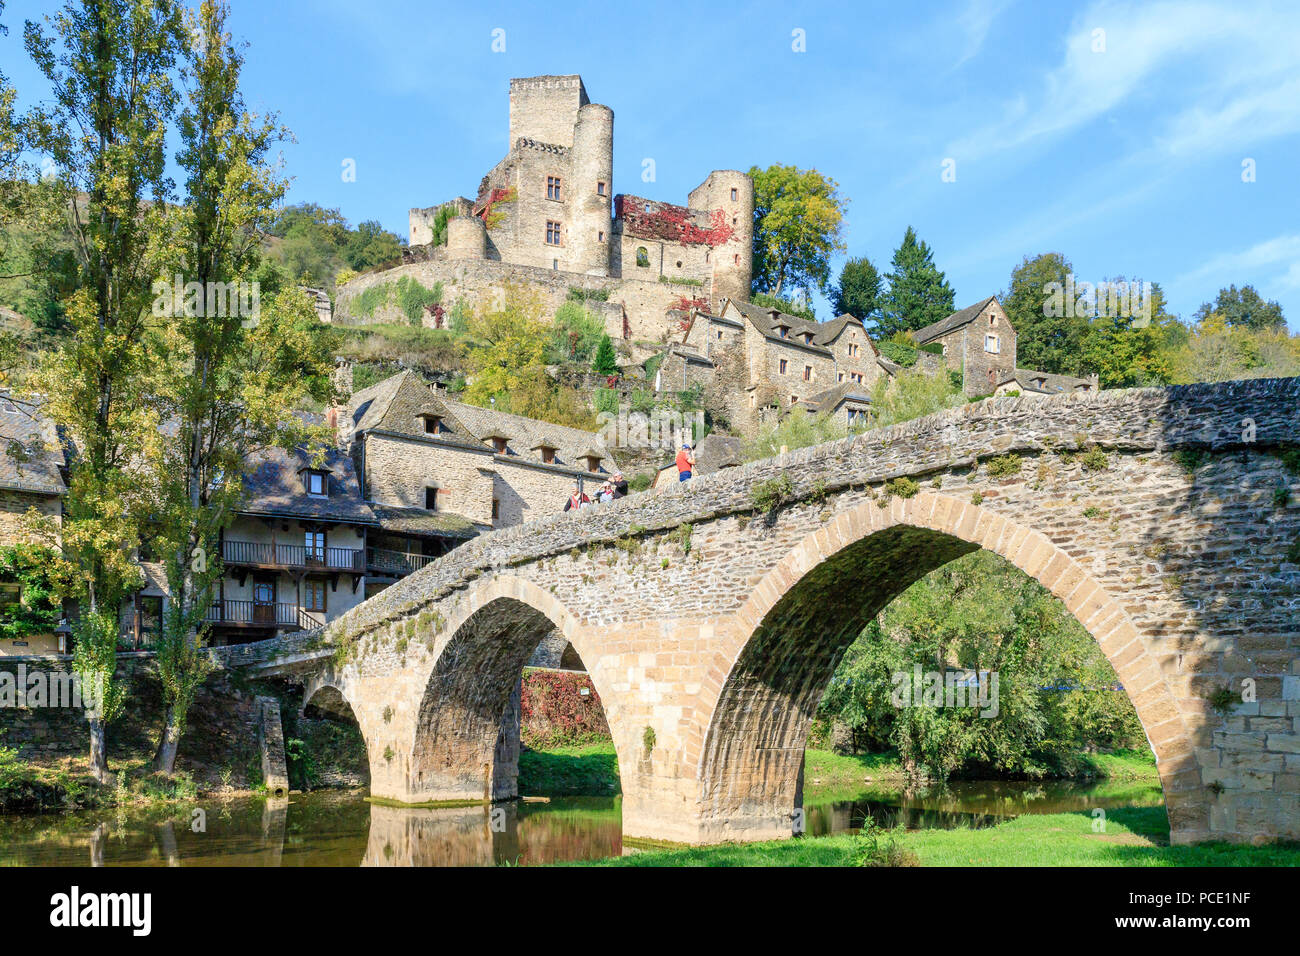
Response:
[568,102,614,276]
[689,170,754,308]
[446,215,488,261]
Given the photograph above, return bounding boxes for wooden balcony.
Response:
[221,539,364,573]
[203,599,317,630]
[366,547,436,577]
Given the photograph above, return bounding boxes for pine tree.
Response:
[877,227,955,338]
[830,256,882,320]
[592,334,618,375]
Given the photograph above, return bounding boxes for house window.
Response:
[305,530,326,563]
[989,313,997,325]
[304,577,327,613]
[779,359,788,374]
[636,247,650,267]
[790,394,798,405]
[546,221,561,245]
[803,332,813,344]
[546,176,562,200]
[423,416,441,434]
[492,437,508,453]
[985,334,1000,354]
[425,487,439,511]
[597,181,606,196]
[730,187,738,201]
[305,470,327,496]
[851,372,863,383]
[716,330,723,340]
[838,372,844,382]
[492,498,500,521]
[539,446,555,464]
[803,365,812,382]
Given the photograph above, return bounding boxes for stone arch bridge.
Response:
[218,378,1300,846]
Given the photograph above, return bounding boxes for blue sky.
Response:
[4,0,1298,329]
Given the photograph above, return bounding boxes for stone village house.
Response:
[0,370,619,653]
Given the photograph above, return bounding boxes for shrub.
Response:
[1080,446,1109,472]
[751,474,794,514]
[852,819,919,867]
[629,472,654,492]
[985,454,1022,478]
[885,476,920,499]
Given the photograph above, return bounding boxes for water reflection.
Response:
[0,778,1162,867]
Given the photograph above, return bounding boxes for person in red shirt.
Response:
[563,480,590,511]
[675,440,696,482]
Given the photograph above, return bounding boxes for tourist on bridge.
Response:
[564,480,591,512]
[676,439,696,482]
[611,471,628,499]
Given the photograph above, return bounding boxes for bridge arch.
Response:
[405,575,621,804]
[693,491,1204,843]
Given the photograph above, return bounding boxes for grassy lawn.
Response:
[598,808,1300,867]
[518,742,621,797]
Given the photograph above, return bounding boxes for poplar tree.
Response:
[24,0,184,782]
[146,0,337,772]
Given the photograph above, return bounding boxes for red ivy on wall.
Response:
[520,670,611,748]
[617,197,735,247]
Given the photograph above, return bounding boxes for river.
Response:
[0,777,1164,866]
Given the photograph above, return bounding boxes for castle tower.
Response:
[689,170,754,307]
[508,75,588,148]
[568,102,614,276]
[446,216,488,260]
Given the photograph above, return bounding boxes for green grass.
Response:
[592,807,1300,867]
[1077,748,1160,780]
[519,742,620,797]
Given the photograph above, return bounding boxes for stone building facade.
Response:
[661,298,884,435]
[346,370,621,572]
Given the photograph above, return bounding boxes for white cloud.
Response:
[1175,234,1300,287]
[947,0,1300,162]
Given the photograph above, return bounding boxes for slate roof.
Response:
[806,382,874,411]
[911,295,1000,345]
[349,370,619,473]
[724,299,869,355]
[237,445,376,525]
[0,393,67,496]
[999,368,1097,395]
[368,503,481,538]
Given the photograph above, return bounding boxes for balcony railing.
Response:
[220,539,364,572]
[203,600,317,629]
[366,547,436,576]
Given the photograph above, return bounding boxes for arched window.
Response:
[636,247,649,268]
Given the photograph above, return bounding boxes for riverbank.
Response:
[517,742,1160,802]
[594,807,1300,867]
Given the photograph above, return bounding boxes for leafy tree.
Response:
[1169,313,1300,384]
[1002,252,1090,376]
[1081,281,1176,387]
[877,227,955,338]
[819,551,1146,780]
[592,333,618,375]
[749,163,847,299]
[24,0,185,782]
[144,0,339,773]
[744,408,849,462]
[462,285,594,428]
[0,544,63,641]
[343,219,402,271]
[830,255,882,320]
[1194,284,1286,331]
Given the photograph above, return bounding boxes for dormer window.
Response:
[493,437,508,453]
[423,415,442,434]
[803,332,813,344]
[538,445,556,464]
[305,470,328,497]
